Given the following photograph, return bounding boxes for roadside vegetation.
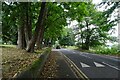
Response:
[1,45,42,78]
[66,45,120,57]
[2,1,119,53]
[90,45,120,56]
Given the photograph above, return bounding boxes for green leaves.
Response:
[2,2,18,44]
[2,1,118,50]
[59,28,75,46]
[44,3,67,40]
[72,2,118,50]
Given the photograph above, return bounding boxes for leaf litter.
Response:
[2,47,40,78]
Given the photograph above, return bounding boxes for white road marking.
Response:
[73,52,76,53]
[61,52,89,79]
[79,53,83,55]
[94,62,105,67]
[84,53,89,54]
[102,62,120,71]
[79,54,92,59]
[80,62,90,67]
[0,69,2,79]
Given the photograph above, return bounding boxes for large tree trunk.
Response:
[44,38,50,47]
[81,32,84,49]
[36,26,45,49]
[36,7,47,50]
[118,8,120,52]
[24,2,32,47]
[82,20,90,50]
[26,2,46,52]
[17,3,26,49]
[17,26,25,49]
[84,35,90,50]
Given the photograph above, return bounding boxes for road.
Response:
[0,71,1,80]
[57,48,120,79]
[0,48,2,80]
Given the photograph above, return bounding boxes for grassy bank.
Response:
[0,44,16,48]
[89,46,120,57]
[1,45,43,78]
[66,46,120,57]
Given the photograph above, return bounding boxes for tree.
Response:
[71,2,118,50]
[2,2,18,45]
[36,5,47,49]
[59,28,75,46]
[26,2,46,52]
[2,2,68,52]
[2,1,119,52]
[43,3,67,47]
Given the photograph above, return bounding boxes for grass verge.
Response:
[15,47,52,78]
[2,45,43,78]
[67,46,120,57]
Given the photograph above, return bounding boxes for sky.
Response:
[92,0,118,37]
[92,0,102,4]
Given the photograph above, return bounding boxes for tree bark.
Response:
[17,26,25,49]
[26,2,46,52]
[82,20,90,50]
[24,2,32,47]
[36,26,45,49]
[17,3,26,49]
[44,38,50,47]
[36,7,47,50]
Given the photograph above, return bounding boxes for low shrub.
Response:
[91,45,118,55]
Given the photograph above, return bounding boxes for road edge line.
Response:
[59,51,89,80]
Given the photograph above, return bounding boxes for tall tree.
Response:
[74,2,119,50]
[24,2,32,47]
[26,2,46,52]
[43,3,67,47]
[36,6,47,49]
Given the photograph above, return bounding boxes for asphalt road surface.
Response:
[58,48,120,79]
[0,64,2,79]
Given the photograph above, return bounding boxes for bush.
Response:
[91,45,118,55]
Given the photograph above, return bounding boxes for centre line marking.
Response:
[102,62,120,71]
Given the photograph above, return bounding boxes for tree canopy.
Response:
[2,1,119,52]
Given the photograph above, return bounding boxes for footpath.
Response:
[40,50,77,78]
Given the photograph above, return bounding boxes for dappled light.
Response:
[1,1,120,79]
